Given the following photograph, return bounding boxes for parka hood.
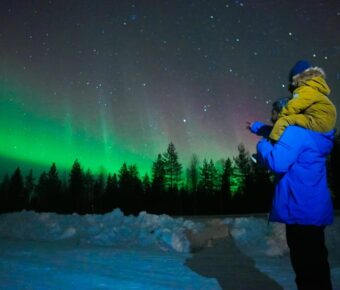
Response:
[302,76,331,96]
[292,67,331,96]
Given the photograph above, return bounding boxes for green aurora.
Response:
[1,75,240,179]
[0,80,156,176]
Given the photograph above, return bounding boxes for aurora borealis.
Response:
[1,1,339,176]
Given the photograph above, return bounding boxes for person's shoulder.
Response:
[284,126,334,145]
[284,125,307,135]
[280,126,309,143]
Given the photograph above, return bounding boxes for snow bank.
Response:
[0,209,200,253]
[223,217,289,257]
[1,210,339,258]
[224,216,340,258]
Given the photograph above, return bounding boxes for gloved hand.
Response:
[247,121,272,138]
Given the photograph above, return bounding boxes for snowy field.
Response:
[0,210,339,290]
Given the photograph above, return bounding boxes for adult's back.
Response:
[256,125,335,226]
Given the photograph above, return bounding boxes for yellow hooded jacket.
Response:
[269,75,337,141]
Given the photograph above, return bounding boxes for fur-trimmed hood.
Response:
[292,67,330,95]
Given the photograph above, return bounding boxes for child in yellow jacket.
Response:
[269,60,337,141]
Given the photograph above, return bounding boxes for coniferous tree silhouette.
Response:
[111,173,119,207]
[198,158,209,214]
[186,154,199,214]
[33,164,63,213]
[83,169,95,213]
[118,163,143,214]
[59,170,69,213]
[219,158,233,214]
[233,143,252,212]
[103,173,119,213]
[0,137,313,215]
[198,159,219,214]
[198,159,209,191]
[163,142,182,192]
[33,171,47,212]
[8,167,26,212]
[188,154,199,193]
[233,144,251,192]
[142,173,151,194]
[24,170,35,210]
[250,161,273,212]
[209,160,219,191]
[69,159,85,214]
[151,154,166,213]
[0,174,10,213]
[93,172,105,213]
[163,142,182,214]
[128,165,143,214]
[46,163,63,212]
[118,163,130,213]
[142,173,151,211]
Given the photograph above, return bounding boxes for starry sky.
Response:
[1,0,339,176]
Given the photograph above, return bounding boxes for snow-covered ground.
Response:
[0,210,339,289]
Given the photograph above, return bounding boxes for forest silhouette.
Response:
[1,136,340,216]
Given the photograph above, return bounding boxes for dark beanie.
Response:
[289,60,311,81]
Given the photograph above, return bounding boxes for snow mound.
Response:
[224,216,340,258]
[0,209,201,253]
[185,219,230,251]
[1,210,339,259]
[223,217,289,257]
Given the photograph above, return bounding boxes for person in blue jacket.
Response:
[249,97,334,290]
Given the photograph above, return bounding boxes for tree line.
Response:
[1,137,340,216]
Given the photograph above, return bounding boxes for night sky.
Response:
[1,0,339,176]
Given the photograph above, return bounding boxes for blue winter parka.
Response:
[251,122,335,226]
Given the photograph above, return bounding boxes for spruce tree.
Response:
[198,159,219,213]
[0,174,10,213]
[118,163,129,191]
[46,163,62,212]
[151,154,166,213]
[34,171,48,212]
[104,173,119,212]
[142,173,151,194]
[163,142,182,191]
[208,159,219,193]
[219,158,233,213]
[84,169,95,213]
[184,154,199,213]
[8,167,25,211]
[151,154,166,194]
[233,143,252,194]
[93,172,105,213]
[128,165,143,214]
[188,154,199,194]
[24,170,35,209]
[221,158,233,194]
[198,159,218,193]
[69,159,85,214]
[142,173,151,211]
[250,161,273,212]
[117,163,143,214]
[199,159,210,193]
[118,163,130,212]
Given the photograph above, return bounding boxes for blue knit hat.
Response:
[289,60,311,81]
